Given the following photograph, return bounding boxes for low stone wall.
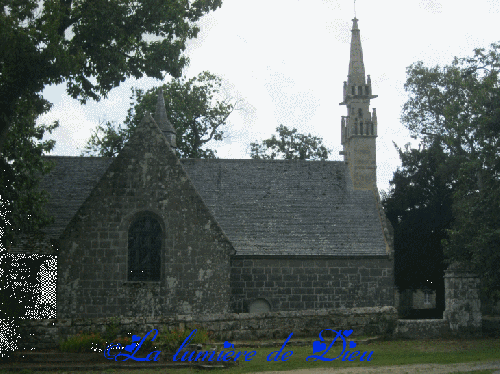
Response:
[394,319,450,339]
[15,306,397,351]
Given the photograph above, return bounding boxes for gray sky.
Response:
[38,0,500,192]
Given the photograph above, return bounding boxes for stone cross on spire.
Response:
[154,88,176,149]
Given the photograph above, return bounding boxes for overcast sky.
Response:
[38,0,500,192]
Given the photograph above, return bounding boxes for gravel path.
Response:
[248,360,500,374]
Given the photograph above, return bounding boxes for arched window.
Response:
[366,86,370,96]
[351,86,355,95]
[371,123,374,135]
[358,108,363,118]
[360,122,364,135]
[128,215,162,281]
[358,86,363,96]
[354,119,358,135]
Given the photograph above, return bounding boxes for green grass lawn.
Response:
[177,338,500,373]
[7,337,500,374]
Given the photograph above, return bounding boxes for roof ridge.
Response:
[180,159,344,163]
[42,155,107,159]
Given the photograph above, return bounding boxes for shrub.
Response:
[102,317,121,342]
[155,326,210,352]
[106,333,158,353]
[101,318,155,350]
[59,331,105,353]
[59,329,154,354]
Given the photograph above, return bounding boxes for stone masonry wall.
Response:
[394,319,450,339]
[56,115,232,318]
[443,263,481,335]
[15,306,397,350]
[230,257,394,313]
[347,136,377,190]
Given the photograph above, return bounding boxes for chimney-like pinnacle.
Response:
[154,88,176,148]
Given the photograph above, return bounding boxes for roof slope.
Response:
[40,156,113,238]
[40,157,387,256]
[181,159,387,256]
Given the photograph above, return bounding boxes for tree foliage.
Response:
[382,140,453,310]
[400,43,500,300]
[0,95,58,360]
[82,71,235,158]
[0,96,58,249]
[82,120,129,158]
[250,125,331,161]
[0,0,223,150]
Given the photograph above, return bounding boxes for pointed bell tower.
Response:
[154,88,177,149]
[339,17,378,190]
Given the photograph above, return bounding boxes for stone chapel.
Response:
[16,17,394,318]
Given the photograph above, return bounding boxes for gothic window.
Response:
[360,122,363,135]
[354,119,358,135]
[351,86,355,95]
[366,86,370,96]
[128,215,162,281]
[371,123,374,135]
[358,108,363,118]
[358,86,363,96]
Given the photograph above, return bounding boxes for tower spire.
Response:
[348,16,365,87]
[339,17,378,190]
[154,88,177,149]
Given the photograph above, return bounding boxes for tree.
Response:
[0,0,223,151]
[82,71,235,158]
[0,95,58,325]
[0,96,58,250]
[401,43,500,301]
[250,125,331,160]
[382,140,454,313]
[82,120,130,158]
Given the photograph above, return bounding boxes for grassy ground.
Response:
[180,338,499,373]
[3,338,500,374]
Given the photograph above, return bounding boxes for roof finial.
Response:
[154,87,177,149]
[354,0,356,18]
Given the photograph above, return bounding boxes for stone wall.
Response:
[394,289,437,311]
[394,319,450,339]
[412,290,436,309]
[230,257,394,313]
[15,306,397,351]
[56,115,233,319]
[394,263,482,339]
[443,263,481,335]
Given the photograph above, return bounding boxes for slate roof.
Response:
[40,156,113,239]
[181,159,387,256]
[39,156,387,257]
